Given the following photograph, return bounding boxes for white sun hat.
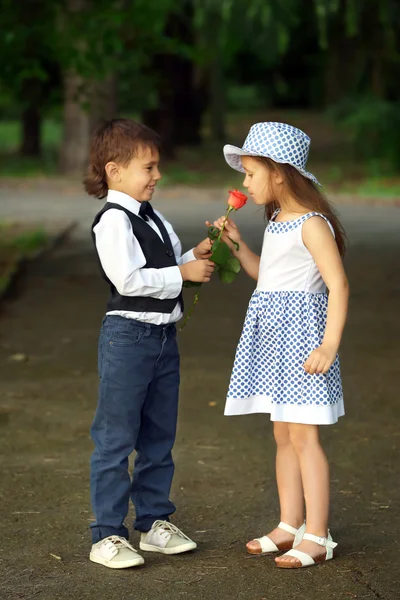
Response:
[223,121,321,186]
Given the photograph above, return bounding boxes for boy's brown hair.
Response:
[84,119,161,199]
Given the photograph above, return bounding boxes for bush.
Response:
[329,96,400,175]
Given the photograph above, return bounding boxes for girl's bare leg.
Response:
[276,423,330,565]
[247,422,304,553]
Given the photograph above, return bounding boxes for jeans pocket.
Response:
[109,328,144,347]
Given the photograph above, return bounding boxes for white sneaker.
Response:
[139,520,197,555]
[90,535,145,569]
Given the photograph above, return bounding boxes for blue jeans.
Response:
[90,315,179,543]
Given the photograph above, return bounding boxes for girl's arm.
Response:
[302,217,349,375]
[234,239,260,281]
[207,217,260,281]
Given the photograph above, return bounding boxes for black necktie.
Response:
[139,201,154,222]
[139,201,174,258]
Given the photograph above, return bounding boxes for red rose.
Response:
[228,189,248,210]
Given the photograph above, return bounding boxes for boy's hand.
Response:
[304,343,337,375]
[179,260,215,283]
[193,237,213,260]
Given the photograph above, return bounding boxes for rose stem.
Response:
[179,286,202,331]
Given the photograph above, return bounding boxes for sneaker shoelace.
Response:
[151,520,191,541]
[102,535,138,553]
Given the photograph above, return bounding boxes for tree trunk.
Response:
[59,70,90,175]
[20,105,41,157]
[143,0,205,154]
[89,74,118,135]
[209,51,225,141]
[203,7,225,141]
[370,11,385,98]
[143,79,177,158]
[58,0,91,175]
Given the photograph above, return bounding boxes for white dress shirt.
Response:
[93,189,196,325]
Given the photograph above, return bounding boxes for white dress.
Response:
[224,211,344,425]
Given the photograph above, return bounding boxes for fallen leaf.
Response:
[208,401,217,407]
[9,353,28,362]
[50,553,62,561]
[12,511,41,515]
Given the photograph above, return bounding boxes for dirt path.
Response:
[0,205,399,600]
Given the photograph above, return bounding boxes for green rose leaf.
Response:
[218,268,237,284]
[225,256,241,273]
[228,237,240,251]
[183,281,202,288]
[208,226,220,241]
[211,240,231,266]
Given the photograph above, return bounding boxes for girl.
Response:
[213,122,349,569]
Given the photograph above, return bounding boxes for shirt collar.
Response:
[106,190,141,216]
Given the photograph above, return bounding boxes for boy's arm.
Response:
[94,209,182,299]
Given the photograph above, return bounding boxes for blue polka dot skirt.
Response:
[224,290,344,424]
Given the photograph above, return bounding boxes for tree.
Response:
[0,0,60,157]
[313,0,399,103]
[56,0,175,173]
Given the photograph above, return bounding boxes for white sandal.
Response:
[247,521,306,555]
[276,531,337,568]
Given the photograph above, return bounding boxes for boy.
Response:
[84,119,214,569]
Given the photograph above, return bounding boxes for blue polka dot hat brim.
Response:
[223,144,322,187]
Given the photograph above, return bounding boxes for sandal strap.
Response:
[254,536,279,553]
[293,522,306,548]
[282,549,315,567]
[277,521,299,536]
[303,532,338,550]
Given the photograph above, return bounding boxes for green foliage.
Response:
[218,268,237,283]
[193,0,297,69]
[207,226,220,241]
[56,0,175,78]
[227,85,267,112]
[158,166,202,186]
[12,230,48,252]
[210,239,231,266]
[228,238,240,252]
[0,119,61,152]
[0,224,48,253]
[313,0,398,50]
[330,96,400,173]
[1,0,399,175]
[216,255,241,284]
[207,223,241,284]
[0,119,61,176]
[0,0,176,117]
[225,256,241,273]
[0,225,49,295]
[0,0,60,96]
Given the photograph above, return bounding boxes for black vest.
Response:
[91,203,183,314]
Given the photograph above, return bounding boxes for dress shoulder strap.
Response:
[302,212,335,238]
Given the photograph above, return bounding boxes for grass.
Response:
[0,113,400,199]
[0,119,60,177]
[0,120,62,152]
[0,224,49,294]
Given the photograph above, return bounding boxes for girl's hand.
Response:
[205,217,242,248]
[304,344,337,375]
[193,237,213,260]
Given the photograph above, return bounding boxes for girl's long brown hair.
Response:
[256,157,347,257]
